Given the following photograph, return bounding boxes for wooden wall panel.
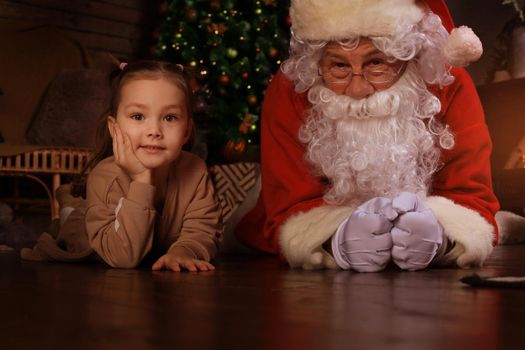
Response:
[0,0,161,59]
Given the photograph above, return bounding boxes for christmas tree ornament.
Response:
[184,7,198,22]
[224,139,247,161]
[247,94,258,105]
[226,48,238,59]
[207,23,228,36]
[210,0,221,10]
[219,74,231,85]
[239,113,257,134]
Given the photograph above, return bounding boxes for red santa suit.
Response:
[235,0,499,269]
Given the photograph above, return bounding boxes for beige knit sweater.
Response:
[85,152,223,268]
[21,151,223,268]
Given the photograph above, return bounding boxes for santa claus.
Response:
[235,0,500,272]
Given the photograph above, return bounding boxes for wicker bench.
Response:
[0,147,92,218]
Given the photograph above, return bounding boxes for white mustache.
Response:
[308,64,441,121]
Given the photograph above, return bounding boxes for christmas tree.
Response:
[155,0,290,163]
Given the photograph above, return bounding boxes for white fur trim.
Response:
[443,26,483,67]
[290,0,424,41]
[425,196,494,268]
[280,205,353,269]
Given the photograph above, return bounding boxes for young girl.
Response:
[22,60,223,271]
[86,60,223,271]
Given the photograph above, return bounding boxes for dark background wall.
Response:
[0,0,162,59]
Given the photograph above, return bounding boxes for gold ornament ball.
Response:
[184,7,198,22]
[247,94,258,105]
[226,48,238,59]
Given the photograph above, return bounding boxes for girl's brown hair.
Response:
[71,60,196,198]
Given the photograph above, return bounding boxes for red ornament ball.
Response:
[219,74,230,85]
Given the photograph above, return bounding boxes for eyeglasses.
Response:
[318,61,406,85]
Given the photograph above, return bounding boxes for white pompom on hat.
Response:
[443,26,483,67]
[290,0,482,67]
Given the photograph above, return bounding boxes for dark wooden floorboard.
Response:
[1,245,525,350]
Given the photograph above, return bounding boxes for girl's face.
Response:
[109,77,190,170]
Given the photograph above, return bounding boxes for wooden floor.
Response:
[1,245,525,350]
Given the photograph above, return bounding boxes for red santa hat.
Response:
[290,0,482,67]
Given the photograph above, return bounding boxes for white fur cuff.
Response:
[280,205,353,270]
[426,196,494,268]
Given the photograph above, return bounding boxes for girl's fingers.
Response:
[112,125,119,162]
[181,260,197,272]
[151,256,165,271]
[118,124,126,146]
[168,261,182,272]
[115,124,125,161]
[195,261,215,271]
[123,132,136,159]
[194,261,208,271]
[151,255,214,273]
[114,124,135,167]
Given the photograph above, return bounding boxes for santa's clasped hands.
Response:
[331,192,444,272]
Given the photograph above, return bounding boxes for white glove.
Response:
[391,192,443,271]
[331,197,398,272]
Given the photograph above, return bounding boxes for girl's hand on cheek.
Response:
[151,250,215,272]
[112,123,151,183]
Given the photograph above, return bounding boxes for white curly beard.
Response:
[298,63,454,206]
